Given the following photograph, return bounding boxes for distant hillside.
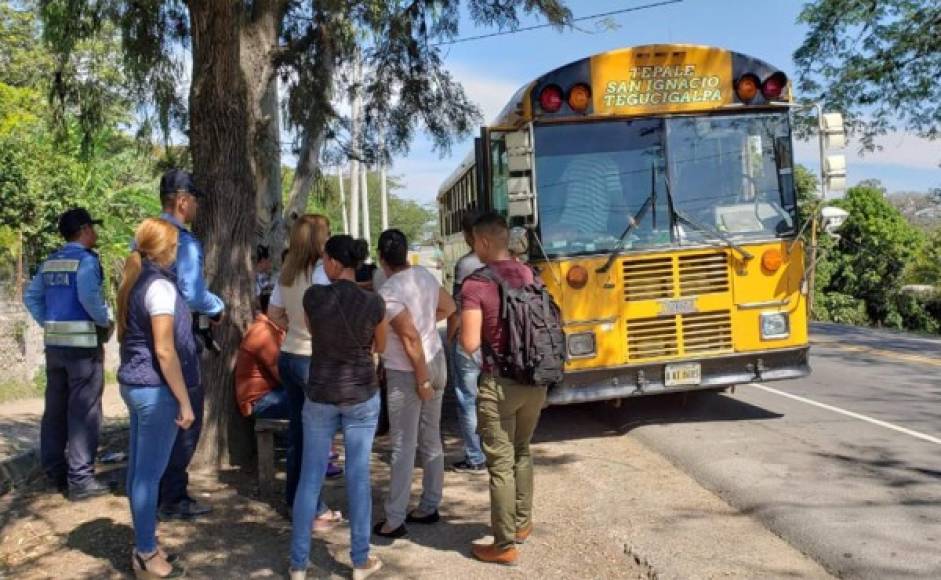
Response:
[890,192,941,231]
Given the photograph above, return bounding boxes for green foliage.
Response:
[0,6,159,298]
[811,181,941,331]
[907,228,941,285]
[794,0,941,149]
[292,169,436,251]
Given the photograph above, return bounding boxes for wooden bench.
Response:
[255,418,289,496]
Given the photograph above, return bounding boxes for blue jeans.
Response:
[253,387,289,420]
[450,342,484,465]
[121,384,180,553]
[291,393,379,570]
[279,352,309,507]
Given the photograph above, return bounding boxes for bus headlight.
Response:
[760,312,789,340]
[567,332,596,357]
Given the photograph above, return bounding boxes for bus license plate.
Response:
[665,363,701,387]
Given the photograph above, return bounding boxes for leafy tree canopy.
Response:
[794,0,941,151]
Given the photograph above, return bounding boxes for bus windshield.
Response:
[534,112,796,257]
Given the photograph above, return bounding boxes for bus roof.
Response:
[436,148,476,201]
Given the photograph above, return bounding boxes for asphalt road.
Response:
[603,322,941,579]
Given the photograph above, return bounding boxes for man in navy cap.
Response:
[158,168,225,520]
[24,207,113,501]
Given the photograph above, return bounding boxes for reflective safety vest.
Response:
[41,245,100,348]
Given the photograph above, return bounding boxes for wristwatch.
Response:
[419,380,433,390]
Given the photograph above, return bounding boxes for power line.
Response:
[432,0,684,47]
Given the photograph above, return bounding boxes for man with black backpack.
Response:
[460,212,565,565]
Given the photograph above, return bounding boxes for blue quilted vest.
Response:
[117,260,201,388]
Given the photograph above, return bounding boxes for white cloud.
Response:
[449,65,524,123]
[795,131,939,170]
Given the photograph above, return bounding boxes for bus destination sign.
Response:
[591,45,732,115]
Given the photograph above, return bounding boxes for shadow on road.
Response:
[533,390,783,445]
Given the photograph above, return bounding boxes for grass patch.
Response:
[0,367,45,404]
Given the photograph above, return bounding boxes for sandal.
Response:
[312,509,343,533]
[132,549,184,579]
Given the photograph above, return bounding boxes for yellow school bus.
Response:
[439,44,825,405]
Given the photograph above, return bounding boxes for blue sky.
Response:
[387,0,939,204]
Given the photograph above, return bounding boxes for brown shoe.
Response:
[515,523,533,544]
[472,543,518,565]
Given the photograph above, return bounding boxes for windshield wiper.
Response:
[663,176,754,261]
[596,163,658,274]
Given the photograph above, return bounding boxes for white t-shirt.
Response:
[270,262,329,307]
[144,279,177,316]
[379,266,444,371]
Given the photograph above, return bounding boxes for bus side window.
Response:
[490,134,509,216]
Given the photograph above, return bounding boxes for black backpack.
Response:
[474,266,566,387]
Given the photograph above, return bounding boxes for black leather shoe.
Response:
[405,510,440,524]
[372,521,407,538]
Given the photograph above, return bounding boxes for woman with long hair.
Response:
[373,229,455,538]
[117,218,196,579]
[268,214,340,525]
[290,235,387,580]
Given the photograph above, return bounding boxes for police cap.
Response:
[159,169,204,199]
[58,208,102,239]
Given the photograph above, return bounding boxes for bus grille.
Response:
[626,316,679,359]
[626,310,733,361]
[623,257,673,301]
[623,252,729,300]
[678,253,729,295]
[681,311,733,354]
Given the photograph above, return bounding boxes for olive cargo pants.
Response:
[476,374,547,549]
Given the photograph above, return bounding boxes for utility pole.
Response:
[348,55,362,238]
[360,163,371,247]
[336,165,349,235]
[379,131,389,231]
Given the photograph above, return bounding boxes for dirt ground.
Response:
[0,396,832,579]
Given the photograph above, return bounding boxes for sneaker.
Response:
[68,480,111,501]
[472,543,518,565]
[289,567,307,580]
[449,460,486,473]
[352,556,382,580]
[515,523,533,544]
[159,497,212,520]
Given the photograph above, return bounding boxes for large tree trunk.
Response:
[187,0,284,469]
[277,129,325,249]
[255,77,284,258]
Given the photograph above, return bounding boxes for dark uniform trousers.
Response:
[41,346,104,487]
[158,383,204,507]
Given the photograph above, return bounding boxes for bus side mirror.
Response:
[820,112,846,198]
[505,130,535,220]
[821,205,849,239]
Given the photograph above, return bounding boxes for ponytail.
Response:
[117,219,180,343]
[116,250,143,343]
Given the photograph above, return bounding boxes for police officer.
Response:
[157,169,225,520]
[24,208,113,501]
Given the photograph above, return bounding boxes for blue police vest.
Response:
[41,245,100,348]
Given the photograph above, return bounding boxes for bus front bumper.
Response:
[547,346,809,406]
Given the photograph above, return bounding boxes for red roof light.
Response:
[539,85,563,113]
